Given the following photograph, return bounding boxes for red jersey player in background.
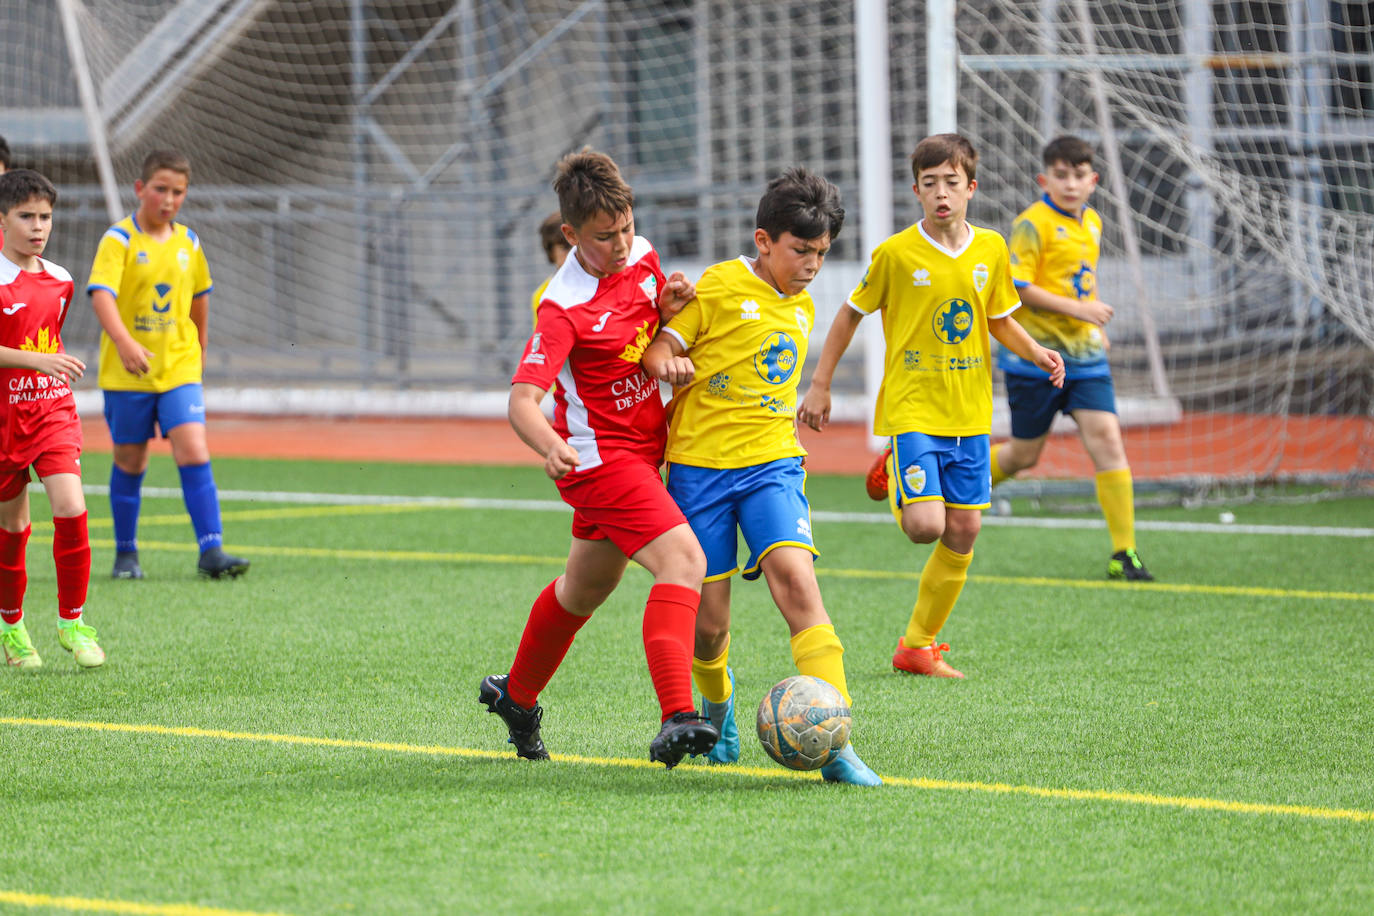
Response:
[0,169,102,669]
[479,149,719,769]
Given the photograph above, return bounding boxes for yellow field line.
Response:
[0,889,290,915]
[3,716,1370,824]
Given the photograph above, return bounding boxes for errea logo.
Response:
[912,269,931,287]
[740,299,761,320]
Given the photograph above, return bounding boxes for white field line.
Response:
[75,484,1374,538]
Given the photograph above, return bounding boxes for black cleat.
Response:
[478,674,549,760]
[649,711,720,770]
[112,550,144,580]
[198,546,250,579]
[1108,549,1154,582]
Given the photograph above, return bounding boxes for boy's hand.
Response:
[543,440,581,481]
[115,337,155,376]
[32,352,85,382]
[651,355,695,386]
[797,384,832,431]
[1079,298,1114,325]
[658,272,695,321]
[1036,346,1066,388]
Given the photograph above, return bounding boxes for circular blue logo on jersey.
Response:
[754,332,799,385]
[932,298,974,344]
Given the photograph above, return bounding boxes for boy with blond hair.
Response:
[480,149,718,769]
[0,169,103,669]
[643,167,881,785]
[88,149,248,581]
[800,134,1064,679]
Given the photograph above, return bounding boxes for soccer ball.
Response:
[755,675,851,771]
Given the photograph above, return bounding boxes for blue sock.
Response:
[109,465,144,552]
[178,462,224,552]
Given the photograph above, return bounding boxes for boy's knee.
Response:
[902,519,942,544]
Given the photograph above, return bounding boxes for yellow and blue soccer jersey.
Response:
[530,275,552,330]
[661,256,811,469]
[848,221,1019,438]
[87,216,212,392]
[1001,195,1110,379]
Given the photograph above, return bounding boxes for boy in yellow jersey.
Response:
[995,136,1152,580]
[530,211,572,329]
[799,134,1064,679]
[87,150,248,581]
[641,168,880,785]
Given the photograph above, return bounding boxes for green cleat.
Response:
[1108,549,1154,582]
[57,619,105,668]
[2,620,42,669]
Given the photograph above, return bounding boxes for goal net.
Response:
[5,0,1371,490]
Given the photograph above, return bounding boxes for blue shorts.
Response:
[103,383,206,444]
[1005,373,1116,440]
[887,431,990,511]
[665,456,816,582]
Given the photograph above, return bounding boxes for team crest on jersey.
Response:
[933,298,974,345]
[136,251,149,264]
[971,263,989,293]
[523,332,546,365]
[754,331,798,385]
[639,275,658,303]
[619,319,654,362]
[912,268,931,287]
[151,282,173,314]
[740,299,761,320]
[19,327,59,354]
[177,249,191,271]
[902,462,927,495]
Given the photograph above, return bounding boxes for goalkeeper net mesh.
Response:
[3,0,1370,491]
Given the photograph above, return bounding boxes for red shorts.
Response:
[0,444,82,502]
[557,453,687,558]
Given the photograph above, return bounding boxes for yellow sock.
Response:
[691,634,731,704]
[989,442,1011,487]
[903,541,973,648]
[1095,467,1136,552]
[789,623,850,706]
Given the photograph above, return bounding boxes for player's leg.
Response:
[0,473,37,668]
[162,385,249,579]
[992,372,1063,487]
[480,533,626,760]
[1072,385,1153,580]
[104,390,155,579]
[893,434,986,679]
[39,468,103,668]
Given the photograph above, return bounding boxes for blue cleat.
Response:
[700,667,740,764]
[821,742,883,786]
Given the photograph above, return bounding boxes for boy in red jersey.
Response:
[479,150,718,768]
[0,169,103,669]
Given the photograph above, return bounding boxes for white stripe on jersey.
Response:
[556,368,604,472]
[542,236,656,311]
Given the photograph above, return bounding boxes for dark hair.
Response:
[0,134,10,170]
[553,149,633,229]
[141,148,192,183]
[0,168,57,214]
[539,211,569,262]
[910,133,978,183]
[756,167,844,243]
[1042,135,1095,170]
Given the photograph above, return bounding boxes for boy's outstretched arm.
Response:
[90,288,154,376]
[989,314,1066,387]
[657,271,695,323]
[1018,282,1114,326]
[798,305,865,431]
[509,382,580,480]
[641,333,694,386]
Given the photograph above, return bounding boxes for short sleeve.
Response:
[846,245,890,315]
[192,243,213,297]
[663,277,709,350]
[86,228,128,298]
[511,306,576,390]
[1008,217,1041,288]
[988,238,1021,319]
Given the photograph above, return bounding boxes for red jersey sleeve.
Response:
[511,304,576,391]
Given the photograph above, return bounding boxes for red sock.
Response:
[52,512,90,619]
[507,579,590,709]
[0,525,30,625]
[642,583,700,722]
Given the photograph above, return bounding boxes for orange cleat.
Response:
[892,638,964,679]
[865,446,892,501]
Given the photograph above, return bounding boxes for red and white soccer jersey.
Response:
[0,255,81,467]
[512,236,670,472]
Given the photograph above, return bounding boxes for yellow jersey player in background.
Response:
[641,167,881,785]
[529,210,571,330]
[88,150,249,581]
[800,134,1064,679]
[993,136,1153,581]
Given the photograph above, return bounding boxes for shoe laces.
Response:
[62,622,99,648]
[2,625,34,653]
[930,642,951,657]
